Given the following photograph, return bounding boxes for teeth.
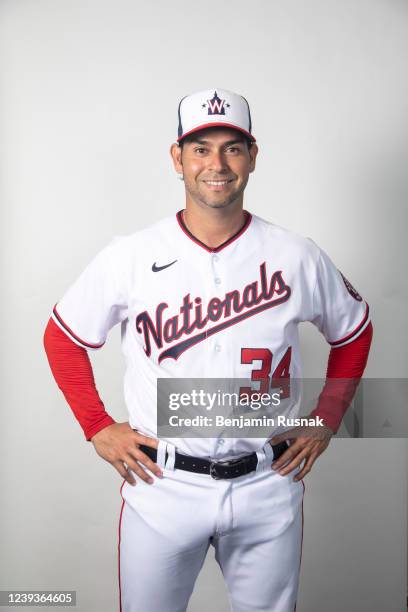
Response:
[205,181,230,185]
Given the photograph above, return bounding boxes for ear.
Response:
[248,143,259,174]
[170,142,183,174]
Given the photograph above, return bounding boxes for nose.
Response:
[207,151,228,174]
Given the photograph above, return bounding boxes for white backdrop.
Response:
[1,1,407,611]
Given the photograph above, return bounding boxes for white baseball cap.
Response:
[177,88,256,143]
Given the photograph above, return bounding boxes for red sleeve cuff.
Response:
[84,415,116,442]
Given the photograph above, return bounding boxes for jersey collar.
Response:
[176,209,252,253]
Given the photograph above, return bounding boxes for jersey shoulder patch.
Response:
[339,272,363,301]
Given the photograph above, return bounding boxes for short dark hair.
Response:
[179,131,254,150]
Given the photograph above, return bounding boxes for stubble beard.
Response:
[185,177,249,210]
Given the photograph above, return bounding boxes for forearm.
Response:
[43,317,116,441]
[311,322,373,433]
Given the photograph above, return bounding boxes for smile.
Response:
[203,179,234,190]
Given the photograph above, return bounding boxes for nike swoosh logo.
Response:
[152,259,178,272]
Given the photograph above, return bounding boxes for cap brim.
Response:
[177,122,256,143]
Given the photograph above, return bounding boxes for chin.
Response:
[199,191,241,209]
[202,199,236,210]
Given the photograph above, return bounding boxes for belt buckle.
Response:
[209,460,224,480]
[209,458,240,480]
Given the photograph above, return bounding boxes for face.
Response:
[170,128,258,210]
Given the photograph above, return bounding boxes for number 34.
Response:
[240,347,292,399]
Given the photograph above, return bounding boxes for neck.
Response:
[183,202,246,249]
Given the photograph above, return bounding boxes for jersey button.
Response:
[214,277,221,284]
[217,439,225,445]
[212,254,219,262]
[215,344,221,352]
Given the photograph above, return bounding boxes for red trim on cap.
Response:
[177,122,256,142]
[329,303,370,347]
[52,304,105,349]
[176,209,252,253]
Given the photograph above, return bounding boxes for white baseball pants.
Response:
[118,441,304,612]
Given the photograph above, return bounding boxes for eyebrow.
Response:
[189,138,245,146]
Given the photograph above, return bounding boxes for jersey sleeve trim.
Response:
[329,302,370,348]
[52,304,106,350]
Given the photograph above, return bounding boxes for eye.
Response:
[194,147,207,154]
[226,146,241,154]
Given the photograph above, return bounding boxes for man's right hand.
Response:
[90,422,163,486]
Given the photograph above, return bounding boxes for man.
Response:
[44,88,373,612]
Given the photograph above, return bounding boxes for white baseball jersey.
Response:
[52,211,369,458]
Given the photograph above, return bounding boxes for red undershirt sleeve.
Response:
[311,321,373,433]
[43,317,116,441]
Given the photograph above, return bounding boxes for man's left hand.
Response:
[269,423,334,481]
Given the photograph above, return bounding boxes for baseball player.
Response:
[44,88,373,612]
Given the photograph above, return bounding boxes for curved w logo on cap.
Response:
[177,88,256,143]
[204,91,230,116]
